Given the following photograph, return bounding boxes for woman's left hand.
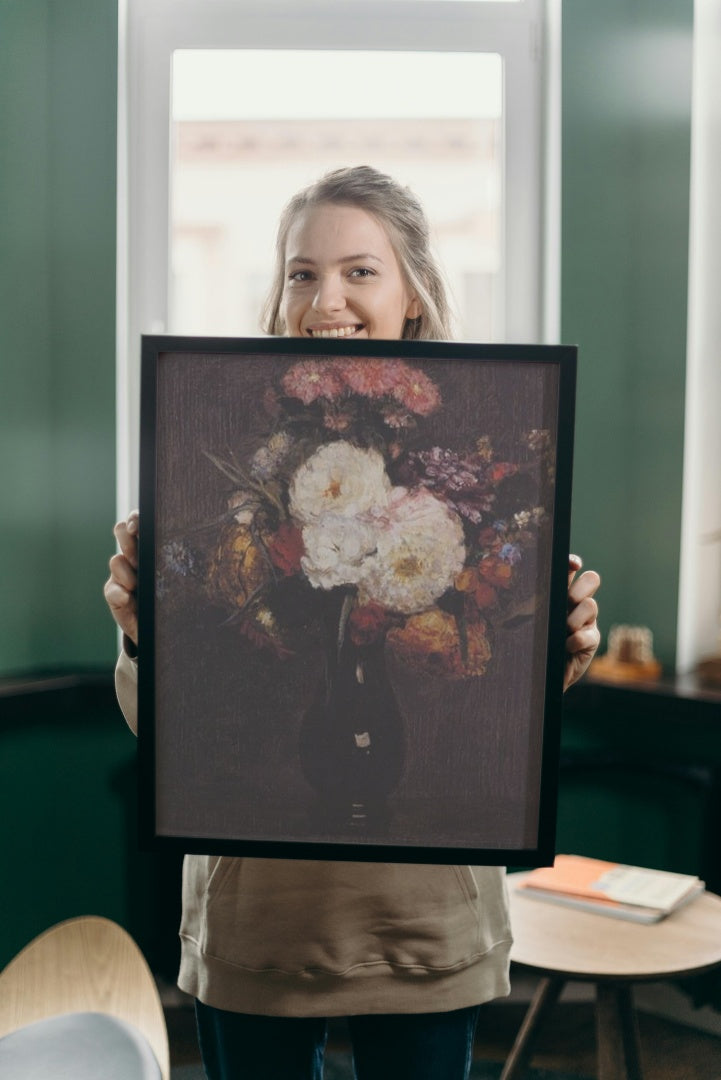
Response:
[564,555,601,691]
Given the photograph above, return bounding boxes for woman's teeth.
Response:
[309,325,360,338]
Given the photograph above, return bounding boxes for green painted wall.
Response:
[562,0,693,670]
[0,0,134,969]
[0,0,118,675]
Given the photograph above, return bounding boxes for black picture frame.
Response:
[138,335,576,865]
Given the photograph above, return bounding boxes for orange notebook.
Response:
[517,855,704,923]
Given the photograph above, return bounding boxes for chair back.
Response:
[0,915,170,1080]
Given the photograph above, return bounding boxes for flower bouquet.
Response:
[159,356,554,828]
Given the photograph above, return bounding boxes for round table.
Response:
[502,872,721,1080]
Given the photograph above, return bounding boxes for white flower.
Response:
[228,490,257,526]
[300,515,378,591]
[289,441,391,524]
[359,487,466,614]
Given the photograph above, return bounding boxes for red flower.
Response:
[487,462,519,484]
[349,602,395,646]
[469,582,498,610]
[266,522,304,576]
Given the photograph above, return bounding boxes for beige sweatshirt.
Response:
[116,650,512,1016]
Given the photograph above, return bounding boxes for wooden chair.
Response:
[0,915,169,1079]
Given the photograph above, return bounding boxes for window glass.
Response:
[170,50,503,341]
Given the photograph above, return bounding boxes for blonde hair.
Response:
[262,165,453,341]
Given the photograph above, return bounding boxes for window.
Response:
[118,0,557,510]
[169,49,503,340]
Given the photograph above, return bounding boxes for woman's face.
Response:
[280,203,421,341]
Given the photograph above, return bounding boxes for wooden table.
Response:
[503,873,721,1080]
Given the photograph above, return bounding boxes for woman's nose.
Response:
[312,274,345,314]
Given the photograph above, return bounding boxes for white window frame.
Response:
[676,0,721,675]
[116,0,559,512]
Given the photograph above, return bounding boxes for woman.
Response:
[106,166,600,1080]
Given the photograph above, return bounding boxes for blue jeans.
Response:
[195,1000,481,1080]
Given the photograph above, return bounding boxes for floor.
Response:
[165,984,721,1079]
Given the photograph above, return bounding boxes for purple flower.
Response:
[399,448,496,525]
[499,543,522,566]
[156,539,198,598]
[160,539,196,576]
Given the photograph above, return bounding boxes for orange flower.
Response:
[455,567,498,611]
[387,609,491,678]
[487,462,519,484]
[478,555,514,589]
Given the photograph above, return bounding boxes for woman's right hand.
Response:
[104,510,139,646]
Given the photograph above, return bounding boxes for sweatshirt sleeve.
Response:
[115,645,139,736]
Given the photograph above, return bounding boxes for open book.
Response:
[516,854,705,923]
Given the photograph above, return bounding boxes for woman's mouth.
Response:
[307,324,364,339]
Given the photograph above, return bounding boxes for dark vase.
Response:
[299,590,405,833]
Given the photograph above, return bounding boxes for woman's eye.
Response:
[288,270,313,283]
[349,267,375,279]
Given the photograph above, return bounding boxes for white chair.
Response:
[0,915,170,1079]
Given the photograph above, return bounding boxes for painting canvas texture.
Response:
[142,341,572,861]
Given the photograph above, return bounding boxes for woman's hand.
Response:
[564,554,601,691]
[103,510,139,647]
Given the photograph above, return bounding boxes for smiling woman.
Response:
[263,167,451,342]
[106,156,598,1079]
[281,205,421,340]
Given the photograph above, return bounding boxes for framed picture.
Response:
[138,336,576,865]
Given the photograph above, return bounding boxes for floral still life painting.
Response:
[140,338,576,863]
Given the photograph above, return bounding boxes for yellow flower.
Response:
[207,523,269,609]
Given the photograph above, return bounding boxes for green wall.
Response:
[562,0,693,669]
[0,0,132,969]
[0,0,118,675]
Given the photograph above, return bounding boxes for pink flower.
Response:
[339,358,441,416]
[381,405,414,429]
[323,408,353,432]
[341,358,405,398]
[282,361,345,405]
[391,367,441,416]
